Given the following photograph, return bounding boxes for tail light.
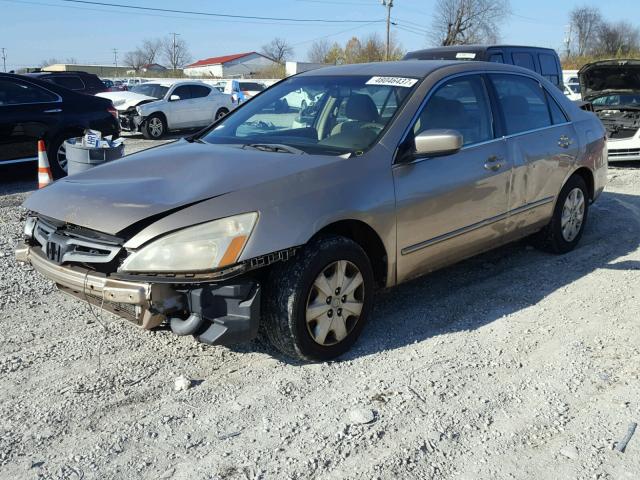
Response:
[107,105,118,120]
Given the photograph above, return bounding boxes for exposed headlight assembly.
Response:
[119,212,258,273]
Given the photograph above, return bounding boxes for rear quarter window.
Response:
[46,76,85,90]
[512,52,535,72]
[539,53,560,86]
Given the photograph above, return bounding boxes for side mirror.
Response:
[169,94,181,101]
[413,129,463,157]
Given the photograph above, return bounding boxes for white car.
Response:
[563,83,581,101]
[97,81,235,139]
[282,88,320,110]
[238,81,266,99]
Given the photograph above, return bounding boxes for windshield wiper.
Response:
[242,143,306,155]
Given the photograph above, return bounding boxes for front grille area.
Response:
[609,148,640,158]
[31,217,123,266]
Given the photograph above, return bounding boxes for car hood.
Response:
[96,91,159,110]
[24,140,342,237]
[579,59,640,101]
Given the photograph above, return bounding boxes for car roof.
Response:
[297,59,532,79]
[407,44,557,54]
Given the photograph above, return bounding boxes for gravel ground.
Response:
[1,144,639,479]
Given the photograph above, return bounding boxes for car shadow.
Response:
[248,189,640,363]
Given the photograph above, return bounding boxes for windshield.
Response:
[201,75,418,155]
[567,83,580,94]
[131,83,169,99]
[591,93,640,108]
[240,82,266,91]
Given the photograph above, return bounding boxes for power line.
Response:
[292,20,383,47]
[57,0,382,23]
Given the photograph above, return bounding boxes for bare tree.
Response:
[307,39,331,63]
[261,37,294,64]
[39,58,60,67]
[430,0,510,46]
[124,49,146,70]
[569,6,602,56]
[141,38,163,65]
[593,21,640,56]
[162,36,192,71]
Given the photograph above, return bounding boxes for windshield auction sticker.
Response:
[366,76,419,88]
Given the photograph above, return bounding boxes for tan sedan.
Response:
[17,60,607,360]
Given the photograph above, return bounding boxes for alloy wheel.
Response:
[305,260,364,346]
[561,187,585,242]
[57,142,68,172]
[148,117,163,137]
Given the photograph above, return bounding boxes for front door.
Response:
[393,74,512,283]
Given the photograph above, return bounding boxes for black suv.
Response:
[26,71,108,95]
[404,45,564,90]
[0,73,120,178]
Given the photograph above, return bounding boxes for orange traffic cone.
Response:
[37,140,54,188]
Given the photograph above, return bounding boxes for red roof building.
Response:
[184,52,277,78]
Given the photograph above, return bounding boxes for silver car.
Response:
[16,61,607,361]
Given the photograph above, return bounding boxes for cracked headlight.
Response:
[119,212,258,273]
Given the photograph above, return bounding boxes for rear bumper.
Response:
[15,243,260,346]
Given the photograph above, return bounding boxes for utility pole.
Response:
[112,48,118,68]
[1,48,6,72]
[169,32,180,71]
[382,0,394,61]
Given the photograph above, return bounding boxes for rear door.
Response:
[393,74,512,282]
[489,73,578,232]
[0,78,62,164]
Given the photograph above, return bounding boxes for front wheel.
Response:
[47,134,71,178]
[263,235,374,361]
[141,114,166,139]
[534,174,589,254]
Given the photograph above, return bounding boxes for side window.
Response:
[413,75,493,146]
[539,54,560,86]
[189,85,211,98]
[172,85,192,100]
[546,91,568,124]
[491,74,552,135]
[512,52,535,71]
[47,75,85,90]
[0,79,58,105]
[488,53,504,63]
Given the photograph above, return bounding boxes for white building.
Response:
[184,52,278,78]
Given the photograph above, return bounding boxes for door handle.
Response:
[558,135,573,148]
[484,155,502,171]
[43,108,62,113]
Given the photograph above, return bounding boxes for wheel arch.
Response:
[572,166,595,201]
[309,219,388,288]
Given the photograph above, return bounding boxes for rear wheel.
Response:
[263,235,374,361]
[534,174,589,254]
[141,114,166,139]
[47,134,71,178]
[215,108,229,120]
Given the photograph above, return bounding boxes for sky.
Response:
[1,0,640,70]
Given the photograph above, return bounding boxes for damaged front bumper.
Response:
[15,243,261,346]
[119,111,144,132]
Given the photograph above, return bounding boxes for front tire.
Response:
[141,114,166,139]
[534,174,589,254]
[263,235,374,361]
[47,134,71,179]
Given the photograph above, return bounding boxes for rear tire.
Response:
[533,174,589,254]
[263,235,374,361]
[215,108,229,120]
[141,113,166,140]
[47,134,72,179]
